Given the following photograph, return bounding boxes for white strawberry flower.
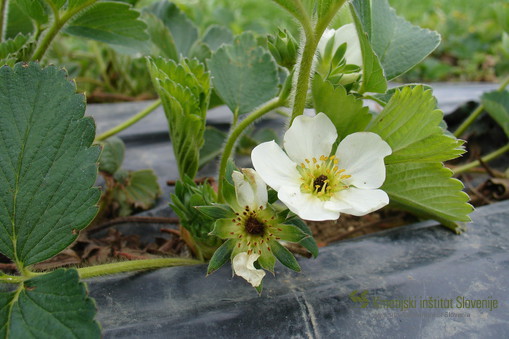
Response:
[251,113,392,221]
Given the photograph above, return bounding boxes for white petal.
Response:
[336,132,392,189]
[232,252,265,287]
[333,24,362,67]
[284,113,337,164]
[251,141,301,191]
[232,170,255,209]
[278,186,340,221]
[324,187,389,216]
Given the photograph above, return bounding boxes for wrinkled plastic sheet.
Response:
[88,200,509,338]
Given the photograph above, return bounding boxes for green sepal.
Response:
[258,251,276,273]
[195,204,236,220]
[273,224,309,243]
[209,218,238,239]
[269,240,301,272]
[207,239,236,275]
[267,188,279,204]
[255,281,263,295]
[283,216,319,258]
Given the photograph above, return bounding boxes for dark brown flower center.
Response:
[245,216,266,235]
[313,174,328,191]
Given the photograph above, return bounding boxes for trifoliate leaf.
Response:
[369,86,465,164]
[64,2,149,53]
[207,32,279,116]
[367,86,471,231]
[351,0,440,80]
[98,136,125,174]
[349,2,387,93]
[481,90,509,138]
[0,63,100,267]
[312,74,371,140]
[146,0,199,57]
[0,269,100,338]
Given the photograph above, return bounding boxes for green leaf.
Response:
[98,136,125,174]
[207,238,235,274]
[382,163,473,233]
[369,86,465,164]
[196,204,235,219]
[283,215,318,258]
[15,0,48,25]
[4,2,34,39]
[312,74,371,140]
[0,34,30,60]
[199,126,227,168]
[113,169,161,216]
[202,25,234,52]
[269,240,301,272]
[366,86,471,230]
[207,32,279,116]
[371,84,433,106]
[64,2,149,53]
[272,0,311,26]
[351,0,440,80]
[147,57,211,178]
[0,63,100,267]
[0,269,100,338]
[143,12,179,61]
[349,2,387,93]
[146,0,199,57]
[481,90,509,138]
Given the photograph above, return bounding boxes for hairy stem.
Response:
[290,35,317,122]
[453,143,509,175]
[31,0,99,61]
[454,76,509,137]
[95,99,161,142]
[78,258,202,279]
[217,97,283,202]
[0,0,7,42]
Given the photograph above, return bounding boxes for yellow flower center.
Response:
[297,155,351,200]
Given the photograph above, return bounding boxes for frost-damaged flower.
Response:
[232,252,265,288]
[205,168,309,288]
[252,113,392,221]
[316,23,362,86]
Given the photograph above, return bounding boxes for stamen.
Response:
[305,159,310,163]
[312,157,317,163]
[341,174,351,179]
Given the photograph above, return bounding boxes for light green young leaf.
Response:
[64,2,149,53]
[98,136,125,174]
[481,90,509,138]
[0,63,100,267]
[147,57,210,178]
[146,0,199,57]
[0,269,100,338]
[367,86,471,231]
[382,163,473,233]
[207,32,279,116]
[351,0,440,80]
[312,74,371,140]
[349,2,387,93]
[371,84,433,106]
[369,86,465,164]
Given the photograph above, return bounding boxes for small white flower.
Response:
[317,24,362,68]
[251,113,392,221]
[232,252,266,287]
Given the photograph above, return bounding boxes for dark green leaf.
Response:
[146,0,199,56]
[207,239,235,274]
[65,2,149,53]
[0,63,100,267]
[15,0,48,25]
[0,34,30,59]
[207,32,279,116]
[351,0,440,80]
[98,136,125,174]
[199,126,226,168]
[270,240,301,272]
[0,269,100,338]
[481,90,509,138]
[349,2,387,93]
